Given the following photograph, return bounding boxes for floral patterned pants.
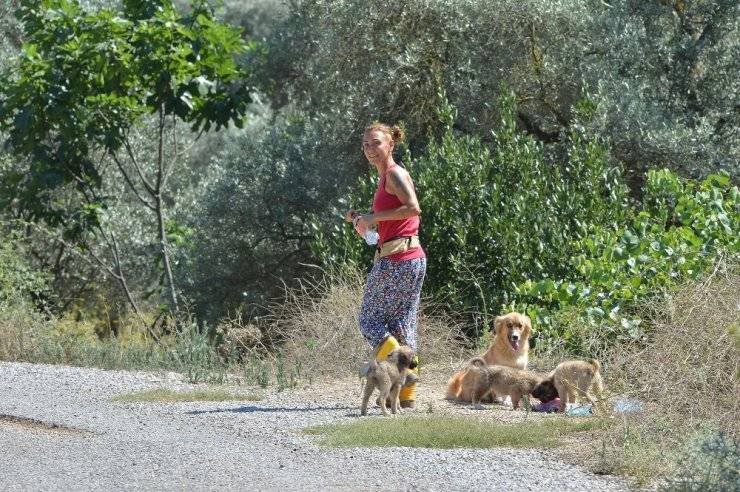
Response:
[359,257,426,351]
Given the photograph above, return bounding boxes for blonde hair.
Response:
[364,122,406,145]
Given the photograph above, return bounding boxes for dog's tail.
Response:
[588,359,601,372]
[445,372,462,400]
[468,356,487,368]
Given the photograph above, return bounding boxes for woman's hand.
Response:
[345,209,359,222]
[355,214,375,231]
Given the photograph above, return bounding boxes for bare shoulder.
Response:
[387,165,410,182]
[390,164,409,176]
[387,166,413,190]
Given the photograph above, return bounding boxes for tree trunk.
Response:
[155,194,179,315]
[108,231,149,335]
[156,106,179,315]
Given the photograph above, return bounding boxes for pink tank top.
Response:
[372,165,425,262]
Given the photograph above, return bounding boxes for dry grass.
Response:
[575,261,740,484]
[0,303,52,361]
[608,261,739,435]
[263,267,468,380]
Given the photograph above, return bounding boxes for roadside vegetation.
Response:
[0,0,737,489]
[550,263,739,487]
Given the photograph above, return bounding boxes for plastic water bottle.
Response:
[363,229,379,246]
[353,215,379,246]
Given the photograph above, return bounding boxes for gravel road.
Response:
[0,361,633,491]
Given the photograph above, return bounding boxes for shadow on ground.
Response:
[187,405,357,415]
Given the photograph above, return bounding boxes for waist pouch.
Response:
[374,235,421,262]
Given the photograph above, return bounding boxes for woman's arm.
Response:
[356,167,421,229]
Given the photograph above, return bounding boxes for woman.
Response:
[346,123,426,408]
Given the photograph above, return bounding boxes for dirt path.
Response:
[0,362,633,491]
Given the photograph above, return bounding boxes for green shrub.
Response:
[312,93,628,334]
[662,431,739,492]
[177,109,361,322]
[514,170,739,353]
[0,227,51,310]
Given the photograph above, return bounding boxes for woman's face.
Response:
[362,130,394,164]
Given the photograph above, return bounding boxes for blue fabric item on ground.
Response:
[565,404,593,416]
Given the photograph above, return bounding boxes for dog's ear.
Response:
[396,350,412,368]
[492,315,506,334]
[469,356,487,368]
[522,315,532,341]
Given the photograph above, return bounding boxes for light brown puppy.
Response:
[360,346,416,416]
[463,357,546,409]
[446,312,532,402]
[532,359,604,413]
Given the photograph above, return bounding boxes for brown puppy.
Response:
[446,312,532,402]
[360,346,416,416]
[532,359,604,413]
[463,357,546,409]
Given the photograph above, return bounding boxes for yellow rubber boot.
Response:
[399,359,418,408]
[373,335,400,361]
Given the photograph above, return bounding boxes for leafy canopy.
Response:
[0,0,252,225]
[514,169,739,354]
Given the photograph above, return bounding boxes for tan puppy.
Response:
[360,346,416,416]
[446,312,532,402]
[532,359,604,413]
[463,357,546,409]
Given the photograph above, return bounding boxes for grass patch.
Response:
[305,415,608,449]
[112,387,262,403]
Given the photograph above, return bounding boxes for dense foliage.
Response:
[312,93,629,332]
[175,108,358,320]
[0,0,737,337]
[513,170,739,352]
[0,0,253,316]
[0,226,50,310]
[262,0,739,179]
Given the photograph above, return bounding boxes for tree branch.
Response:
[123,136,156,195]
[110,230,154,339]
[163,114,178,188]
[517,111,561,143]
[110,151,156,211]
[22,220,122,281]
[157,106,165,192]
